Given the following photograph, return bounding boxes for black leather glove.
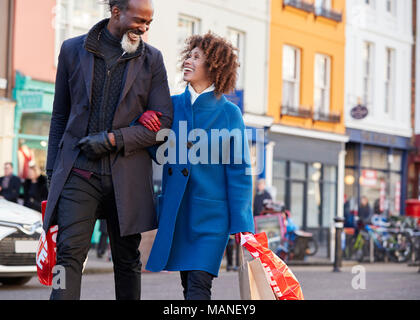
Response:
[77,131,115,160]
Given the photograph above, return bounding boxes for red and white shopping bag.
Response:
[241,232,304,300]
[36,201,58,286]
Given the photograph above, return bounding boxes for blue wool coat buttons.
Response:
[182,168,189,177]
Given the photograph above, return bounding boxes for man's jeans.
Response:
[50,170,142,300]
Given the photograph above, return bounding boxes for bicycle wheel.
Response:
[354,231,369,263]
[389,232,412,263]
[305,237,318,256]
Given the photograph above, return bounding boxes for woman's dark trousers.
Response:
[180,270,214,300]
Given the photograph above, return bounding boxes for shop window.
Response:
[290,162,306,180]
[291,182,304,227]
[307,163,322,228]
[390,150,402,172]
[345,145,356,167]
[360,170,387,215]
[344,168,358,213]
[272,160,287,205]
[389,173,401,216]
[361,146,387,170]
[323,165,337,182]
[20,113,52,136]
[322,182,336,227]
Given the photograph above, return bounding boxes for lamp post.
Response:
[333,217,345,272]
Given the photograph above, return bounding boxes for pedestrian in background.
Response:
[23,165,48,212]
[145,32,254,300]
[225,235,239,271]
[253,178,272,216]
[0,162,21,203]
[358,196,372,225]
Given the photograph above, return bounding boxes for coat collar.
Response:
[79,18,146,105]
[84,18,145,60]
[183,86,226,110]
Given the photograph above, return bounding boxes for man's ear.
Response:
[111,6,121,20]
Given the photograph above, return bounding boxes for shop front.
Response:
[268,126,348,252]
[12,72,54,178]
[345,128,410,219]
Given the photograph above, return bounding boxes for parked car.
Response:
[0,198,42,286]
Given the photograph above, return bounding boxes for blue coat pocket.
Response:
[188,197,229,239]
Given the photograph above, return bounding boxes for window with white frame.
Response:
[227,28,246,90]
[386,0,396,16]
[362,42,374,107]
[55,0,109,64]
[174,15,201,92]
[315,0,332,12]
[384,48,395,115]
[314,54,331,114]
[365,0,375,8]
[282,45,301,108]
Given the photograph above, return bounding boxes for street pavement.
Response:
[1,254,419,300]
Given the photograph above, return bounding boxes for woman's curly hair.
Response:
[180,31,240,97]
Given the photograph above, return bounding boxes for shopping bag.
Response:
[241,232,304,300]
[238,246,251,300]
[36,201,58,286]
[238,234,276,300]
[248,258,277,300]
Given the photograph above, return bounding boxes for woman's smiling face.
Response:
[183,47,210,85]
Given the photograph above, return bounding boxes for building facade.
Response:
[344,0,413,217]
[147,0,272,190]
[11,0,109,177]
[408,0,418,201]
[267,0,348,248]
[0,0,16,176]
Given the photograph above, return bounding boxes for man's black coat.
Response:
[45,20,173,236]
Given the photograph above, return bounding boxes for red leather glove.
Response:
[235,232,253,244]
[138,110,162,132]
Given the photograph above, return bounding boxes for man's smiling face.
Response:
[111,0,154,52]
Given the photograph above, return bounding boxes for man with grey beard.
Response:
[45,0,173,300]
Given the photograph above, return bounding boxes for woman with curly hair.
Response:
[141,32,254,300]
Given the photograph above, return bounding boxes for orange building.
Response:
[266,0,348,250]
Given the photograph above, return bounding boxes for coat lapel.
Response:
[79,46,94,104]
[117,55,146,107]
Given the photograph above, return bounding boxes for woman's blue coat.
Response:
[145,87,254,276]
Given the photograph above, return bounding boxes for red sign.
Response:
[360,170,377,187]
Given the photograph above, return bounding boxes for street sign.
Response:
[350,104,368,120]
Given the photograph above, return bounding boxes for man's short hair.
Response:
[108,0,130,12]
[4,162,13,168]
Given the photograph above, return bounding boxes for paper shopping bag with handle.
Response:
[241,232,304,300]
[238,234,276,300]
[36,201,58,286]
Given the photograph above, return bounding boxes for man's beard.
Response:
[121,32,142,54]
